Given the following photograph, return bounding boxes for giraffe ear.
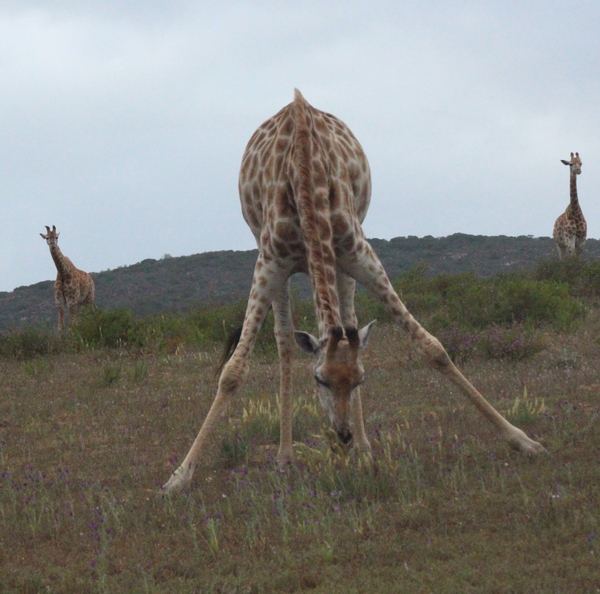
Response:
[357,320,376,349]
[40,233,45,239]
[294,331,320,354]
[561,160,570,166]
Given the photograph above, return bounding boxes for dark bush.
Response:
[533,258,600,298]
[478,323,545,361]
[437,326,481,364]
[390,265,584,332]
[74,308,142,348]
[0,326,65,359]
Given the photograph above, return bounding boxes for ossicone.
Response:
[325,326,345,356]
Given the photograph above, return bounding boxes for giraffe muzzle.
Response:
[336,427,354,453]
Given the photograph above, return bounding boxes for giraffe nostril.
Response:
[337,429,353,445]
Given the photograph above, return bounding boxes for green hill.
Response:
[2,233,599,330]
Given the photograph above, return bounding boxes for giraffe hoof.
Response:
[276,451,294,467]
[159,466,193,496]
[507,429,548,457]
[352,440,372,458]
[522,440,548,457]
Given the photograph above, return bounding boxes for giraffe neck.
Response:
[293,90,342,335]
[567,171,582,217]
[570,171,579,204]
[49,244,74,278]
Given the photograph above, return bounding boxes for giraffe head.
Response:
[295,321,376,452]
[40,225,60,246]
[561,152,582,175]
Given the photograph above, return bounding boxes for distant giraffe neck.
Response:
[49,244,74,278]
[568,172,582,216]
[292,91,341,334]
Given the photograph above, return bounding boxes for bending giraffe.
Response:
[40,225,95,330]
[553,152,586,259]
[162,90,545,494]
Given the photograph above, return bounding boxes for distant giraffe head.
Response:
[40,225,60,246]
[295,323,376,451]
[561,152,582,175]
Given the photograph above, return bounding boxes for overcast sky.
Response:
[1,1,599,292]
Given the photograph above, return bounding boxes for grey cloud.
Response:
[2,1,599,291]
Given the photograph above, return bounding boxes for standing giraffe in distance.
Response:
[40,225,95,330]
[162,90,546,494]
[553,152,586,259]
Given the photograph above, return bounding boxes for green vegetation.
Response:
[1,258,591,363]
[0,326,67,359]
[392,265,583,331]
[5,233,600,331]
[2,258,600,591]
[533,256,600,297]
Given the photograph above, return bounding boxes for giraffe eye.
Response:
[353,374,365,388]
[315,375,329,388]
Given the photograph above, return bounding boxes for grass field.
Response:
[2,307,600,592]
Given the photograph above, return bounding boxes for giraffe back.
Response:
[239,90,372,261]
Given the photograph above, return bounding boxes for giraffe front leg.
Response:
[394,299,547,455]
[435,351,547,456]
[344,243,547,457]
[272,282,296,466]
[57,306,65,331]
[68,305,78,328]
[55,285,65,331]
[162,356,250,494]
[161,254,287,494]
[403,306,547,456]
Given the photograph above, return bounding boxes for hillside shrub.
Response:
[393,263,451,317]
[478,323,545,361]
[74,308,143,348]
[175,302,276,357]
[533,258,600,298]
[437,327,480,364]
[185,302,248,347]
[2,263,586,359]
[437,323,544,364]
[0,326,65,359]
[391,265,584,331]
[472,275,584,328]
[355,297,391,327]
[533,257,585,286]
